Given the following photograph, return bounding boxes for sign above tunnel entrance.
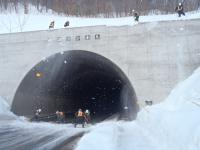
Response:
[65,34,101,42]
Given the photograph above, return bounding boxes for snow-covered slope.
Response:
[75,67,200,150]
[0,11,200,34]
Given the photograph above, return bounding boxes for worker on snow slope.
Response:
[129,9,140,22]
[64,21,70,27]
[132,10,140,22]
[49,20,55,29]
[175,3,185,17]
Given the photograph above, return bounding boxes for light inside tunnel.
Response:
[11,50,139,122]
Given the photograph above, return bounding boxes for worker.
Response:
[64,21,70,27]
[132,10,140,22]
[32,108,42,121]
[74,109,85,128]
[84,109,91,124]
[56,111,65,123]
[175,3,185,17]
[49,20,55,29]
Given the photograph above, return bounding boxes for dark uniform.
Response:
[32,109,42,121]
[84,110,91,124]
[56,111,65,123]
[49,21,55,29]
[64,21,70,27]
[74,109,85,128]
[133,11,139,22]
[129,9,140,22]
[175,3,185,17]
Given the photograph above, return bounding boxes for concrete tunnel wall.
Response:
[11,50,139,120]
[0,19,200,108]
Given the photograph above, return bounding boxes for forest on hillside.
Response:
[0,0,200,17]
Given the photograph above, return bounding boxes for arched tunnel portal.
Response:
[11,50,139,122]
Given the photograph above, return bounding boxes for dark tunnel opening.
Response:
[11,50,139,122]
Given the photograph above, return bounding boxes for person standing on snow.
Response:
[56,111,65,123]
[49,20,55,29]
[64,21,70,27]
[74,109,85,128]
[59,111,65,123]
[132,10,140,22]
[84,109,91,124]
[129,9,140,22]
[31,108,42,121]
[175,3,185,17]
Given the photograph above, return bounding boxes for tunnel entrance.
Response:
[12,50,138,122]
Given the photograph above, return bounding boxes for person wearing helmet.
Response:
[175,3,185,17]
[84,109,91,124]
[56,110,61,123]
[133,10,140,22]
[129,9,140,22]
[74,109,85,128]
[49,20,55,29]
[59,111,65,123]
[31,108,42,121]
[38,109,42,113]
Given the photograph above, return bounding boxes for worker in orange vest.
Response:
[74,109,85,128]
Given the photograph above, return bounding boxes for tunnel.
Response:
[11,50,139,122]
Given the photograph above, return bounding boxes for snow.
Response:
[0,10,200,34]
[75,67,200,150]
[0,66,200,150]
[0,97,89,149]
[0,6,200,149]
[0,96,11,114]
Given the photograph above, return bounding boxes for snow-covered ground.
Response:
[0,10,200,34]
[0,67,200,149]
[1,6,200,149]
[76,67,200,150]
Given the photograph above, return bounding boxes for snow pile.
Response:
[0,96,17,120]
[0,10,200,34]
[75,67,200,150]
[136,67,200,150]
[0,96,11,114]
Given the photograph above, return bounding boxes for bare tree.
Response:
[1,0,200,17]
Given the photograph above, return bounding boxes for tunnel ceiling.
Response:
[12,50,138,121]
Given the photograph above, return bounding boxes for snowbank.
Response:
[75,67,200,150]
[0,96,11,114]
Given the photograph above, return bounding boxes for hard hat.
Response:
[38,109,42,112]
[132,9,135,12]
[179,3,181,6]
[85,109,89,113]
